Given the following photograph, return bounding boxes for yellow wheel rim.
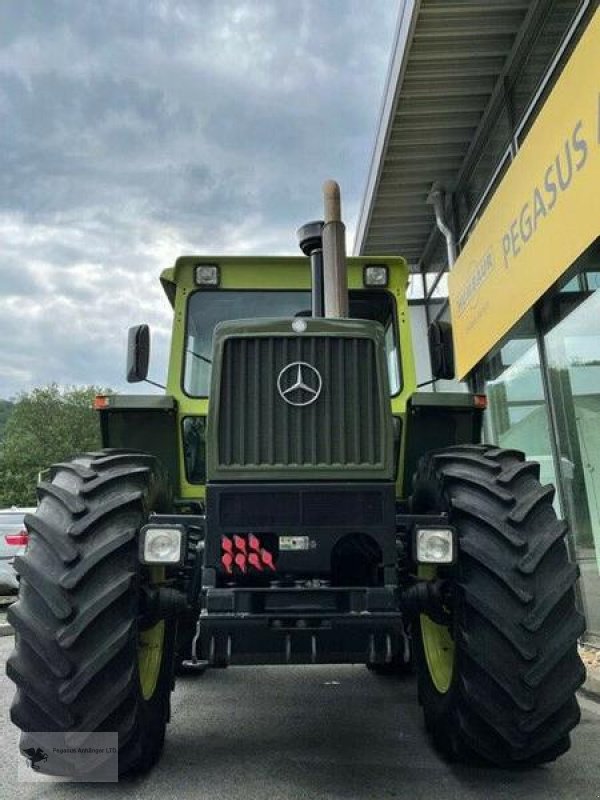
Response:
[419,565,454,694]
[138,567,165,701]
[138,620,165,700]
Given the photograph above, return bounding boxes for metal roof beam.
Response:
[451,0,556,195]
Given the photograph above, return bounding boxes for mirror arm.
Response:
[144,378,166,390]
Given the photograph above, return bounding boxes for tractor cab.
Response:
[158,253,415,497]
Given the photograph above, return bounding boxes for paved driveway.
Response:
[0,636,599,799]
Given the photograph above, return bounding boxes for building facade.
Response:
[356,0,599,644]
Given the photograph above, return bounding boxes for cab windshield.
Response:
[183,289,401,397]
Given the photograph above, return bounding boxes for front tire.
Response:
[8,450,176,777]
[411,444,586,766]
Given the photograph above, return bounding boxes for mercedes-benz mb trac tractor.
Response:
[9,182,585,777]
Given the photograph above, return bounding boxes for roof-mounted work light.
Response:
[363,265,388,287]
[194,264,220,287]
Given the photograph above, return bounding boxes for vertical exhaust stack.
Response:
[322,180,349,318]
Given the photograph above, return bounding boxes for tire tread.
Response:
[8,449,173,777]
[412,444,584,767]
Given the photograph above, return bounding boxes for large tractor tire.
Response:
[7,449,176,778]
[410,444,586,767]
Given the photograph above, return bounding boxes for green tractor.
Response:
[8,182,585,776]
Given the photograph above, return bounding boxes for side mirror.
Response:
[428,320,455,380]
[127,324,150,383]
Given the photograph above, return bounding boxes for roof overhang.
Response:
[355,0,534,270]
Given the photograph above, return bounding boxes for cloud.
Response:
[0,0,399,398]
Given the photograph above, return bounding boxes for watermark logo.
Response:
[23,747,48,771]
[18,732,118,783]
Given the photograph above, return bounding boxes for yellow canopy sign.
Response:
[448,10,600,379]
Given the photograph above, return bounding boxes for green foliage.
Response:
[0,385,109,507]
[0,399,14,443]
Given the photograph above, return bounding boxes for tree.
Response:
[0,385,109,507]
[0,400,14,443]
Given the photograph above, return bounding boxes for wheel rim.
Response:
[419,566,454,694]
[138,620,165,700]
[138,567,165,701]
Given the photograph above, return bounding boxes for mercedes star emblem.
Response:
[277,361,323,407]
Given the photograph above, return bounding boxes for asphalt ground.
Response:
[0,637,599,799]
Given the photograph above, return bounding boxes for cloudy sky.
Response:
[0,1,399,398]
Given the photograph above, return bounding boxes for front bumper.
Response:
[197,588,408,664]
[149,506,452,667]
[192,585,408,666]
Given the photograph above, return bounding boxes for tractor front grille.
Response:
[216,335,385,471]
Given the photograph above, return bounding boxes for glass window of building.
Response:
[481,312,559,497]
[543,240,600,639]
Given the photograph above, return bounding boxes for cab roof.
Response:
[160,254,408,308]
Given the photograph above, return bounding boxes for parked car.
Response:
[0,508,34,593]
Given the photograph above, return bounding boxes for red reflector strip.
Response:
[261,549,275,571]
[221,553,233,574]
[5,532,28,546]
[221,534,275,573]
[248,553,263,571]
[234,553,247,574]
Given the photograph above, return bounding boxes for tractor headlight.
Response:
[363,265,388,287]
[415,527,456,564]
[140,525,185,565]
[194,264,220,286]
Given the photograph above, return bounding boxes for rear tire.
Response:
[411,444,585,767]
[8,449,176,777]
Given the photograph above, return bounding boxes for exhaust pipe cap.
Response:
[323,179,342,224]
